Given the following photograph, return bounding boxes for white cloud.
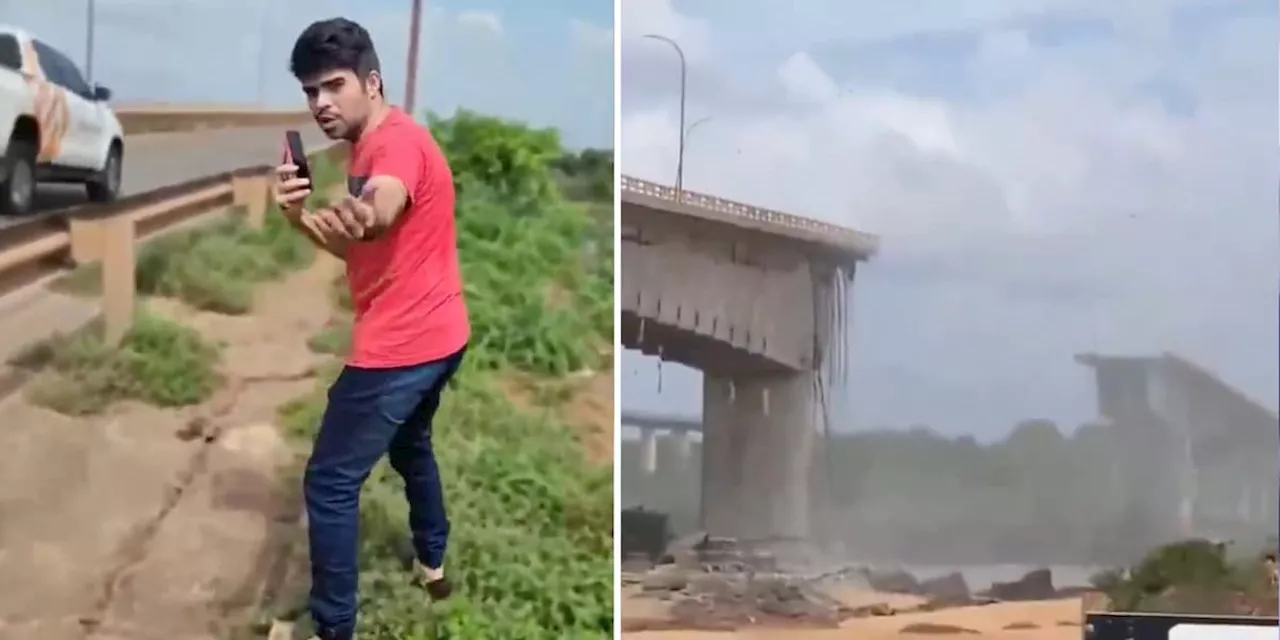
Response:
[455,9,503,36]
[569,18,613,51]
[621,1,1277,433]
[776,52,839,104]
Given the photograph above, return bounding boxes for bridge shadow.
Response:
[620,311,791,376]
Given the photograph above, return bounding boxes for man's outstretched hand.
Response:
[336,185,381,240]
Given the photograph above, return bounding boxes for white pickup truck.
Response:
[0,24,124,215]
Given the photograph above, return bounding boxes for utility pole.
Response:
[84,0,96,84]
[256,4,271,106]
[404,0,423,115]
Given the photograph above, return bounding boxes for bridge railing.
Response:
[620,174,880,256]
[113,107,313,135]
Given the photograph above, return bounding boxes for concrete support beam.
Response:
[673,430,693,463]
[67,215,105,264]
[621,231,818,370]
[99,215,136,345]
[656,431,690,478]
[701,371,816,544]
[640,429,658,475]
[67,213,137,345]
[232,172,271,230]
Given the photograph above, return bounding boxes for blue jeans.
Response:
[304,348,465,638]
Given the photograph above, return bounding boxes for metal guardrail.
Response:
[0,143,346,343]
[620,174,880,258]
[114,107,313,135]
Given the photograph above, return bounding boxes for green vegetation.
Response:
[553,147,613,205]
[1089,539,1277,614]
[12,313,222,415]
[266,110,615,639]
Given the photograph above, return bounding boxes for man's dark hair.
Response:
[290,18,383,95]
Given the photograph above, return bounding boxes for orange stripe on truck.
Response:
[17,39,72,162]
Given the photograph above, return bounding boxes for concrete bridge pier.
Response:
[639,429,696,476]
[640,430,658,474]
[657,431,692,476]
[701,371,816,545]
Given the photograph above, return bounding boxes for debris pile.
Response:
[622,535,857,630]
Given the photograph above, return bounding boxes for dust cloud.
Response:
[621,263,1280,603]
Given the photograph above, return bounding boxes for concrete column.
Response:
[67,215,105,264]
[656,431,688,478]
[100,214,136,345]
[233,172,270,230]
[673,431,693,464]
[640,429,658,475]
[701,371,816,543]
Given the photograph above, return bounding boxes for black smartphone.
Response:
[284,130,311,182]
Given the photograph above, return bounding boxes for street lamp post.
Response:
[678,116,711,188]
[404,0,424,115]
[642,34,687,199]
[683,116,711,145]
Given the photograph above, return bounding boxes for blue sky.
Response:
[2,0,613,148]
[620,0,1277,437]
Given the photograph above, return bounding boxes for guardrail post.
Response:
[67,216,104,264]
[232,171,270,230]
[99,214,136,345]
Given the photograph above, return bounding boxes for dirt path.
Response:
[0,257,342,640]
[623,590,1084,640]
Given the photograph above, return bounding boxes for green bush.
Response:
[19,313,222,415]
[428,109,563,212]
[457,182,611,376]
[135,204,319,314]
[1090,538,1277,614]
[554,147,613,203]
[277,111,614,639]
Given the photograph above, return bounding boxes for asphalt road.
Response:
[21,125,334,219]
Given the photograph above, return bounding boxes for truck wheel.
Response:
[0,138,37,216]
[86,142,122,203]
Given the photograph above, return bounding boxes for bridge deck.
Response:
[20,126,333,219]
[620,175,880,261]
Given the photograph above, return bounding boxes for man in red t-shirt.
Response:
[270,18,468,640]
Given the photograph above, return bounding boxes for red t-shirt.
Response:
[344,108,469,368]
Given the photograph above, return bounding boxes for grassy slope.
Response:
[273,113,615,639]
